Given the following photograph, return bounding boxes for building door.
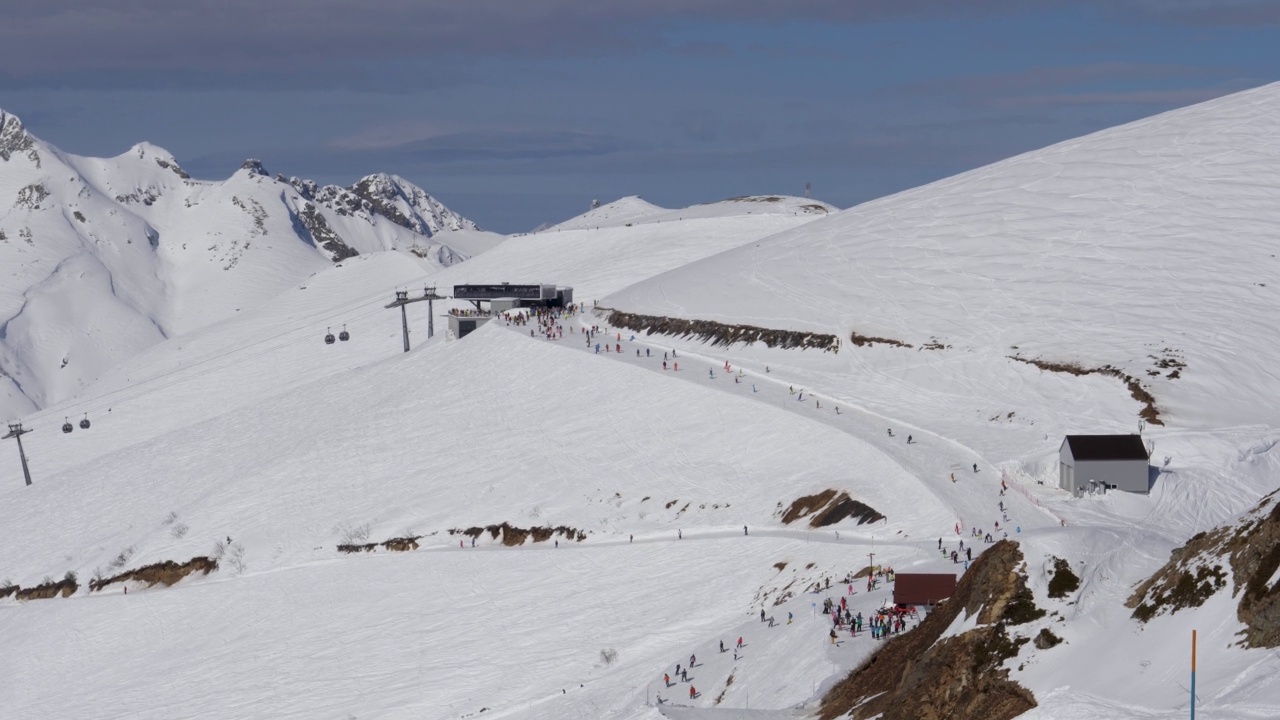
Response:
[1060,463,1073,491]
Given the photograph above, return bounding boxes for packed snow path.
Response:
[507,308,1054,545]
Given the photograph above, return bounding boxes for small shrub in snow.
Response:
[227,543,247,575]
[340,523,371,545]
[600,648,618,666]
[211,540,226,560]
[171,522,189,539]
[109,546,135,569]
[64,571,77,586]
[162,511,178,526]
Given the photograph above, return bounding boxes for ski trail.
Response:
[514,309,1048,544]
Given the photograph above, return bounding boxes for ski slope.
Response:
[3,85,1280,720]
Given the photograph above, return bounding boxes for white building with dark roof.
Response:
[1059,435,1152,494]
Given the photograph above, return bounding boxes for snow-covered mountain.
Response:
[3,85,1280,720]
[0,109,501,418]
[544,194,836,232]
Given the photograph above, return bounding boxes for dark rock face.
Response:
[297,202,358,262]
[819,540,1041,720]
[1128,490,1280,648]
[0,111,37,163]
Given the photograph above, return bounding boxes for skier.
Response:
[887,428,893,437]
[720,640,725,653]
[788,611,793,624]
[938,537,942,549]
[678,529,682,539]
[709,368,715,379]
[615,343,620,353]
[737,636,743,649]
[646,348,650,357]
[664,673,670,687]
[595,343,600,353]
[636,349,640,356]
[752,384,758,393]
[689,686,696,700]
[630,534,633,543]
[743,525,748,536]
[681,668,687,683]
[674,362,679,371]
[663,360,668,370]
[761,609,766,622]
[907,435,913,444]
[690,653,696,667]
[973,463,979,472]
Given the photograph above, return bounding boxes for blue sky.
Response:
[1,1,1277,232]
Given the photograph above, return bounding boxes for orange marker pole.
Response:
[1190,629,1197,720]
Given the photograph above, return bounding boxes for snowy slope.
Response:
[606,83,1280,433]
[546,194,836,232]
[0,109,498,420]
[3,85,1280,720]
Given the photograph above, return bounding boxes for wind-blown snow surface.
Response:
[3,85,1280,720]
[0,109,499,420]
[607,82,1280,433]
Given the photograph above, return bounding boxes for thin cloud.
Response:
[0,0,1054,81]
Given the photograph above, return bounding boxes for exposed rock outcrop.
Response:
[819,540,1041,720]
[780,489,884,527]
[1128,489,1280,647]
[600,309,841,352]
[89,556,218,592]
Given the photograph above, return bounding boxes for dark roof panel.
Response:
[1064,434,1149,461]
[893,573,957,606]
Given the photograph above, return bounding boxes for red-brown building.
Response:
[893,573,956,607]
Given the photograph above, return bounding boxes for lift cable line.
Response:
[385,286,448,352]
[3,422,34,487]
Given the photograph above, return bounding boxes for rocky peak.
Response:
[0,109,37,163]
[239,158,268,176]
[349,173,480,236]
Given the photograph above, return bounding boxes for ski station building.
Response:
[448,283,574,338]
[1058,434,1151,495]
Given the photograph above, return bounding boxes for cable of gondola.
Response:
[339,324,350,342]
[324,327,336,345]
[62,417,73,434]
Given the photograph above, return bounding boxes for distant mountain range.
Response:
[0,109,502,418]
